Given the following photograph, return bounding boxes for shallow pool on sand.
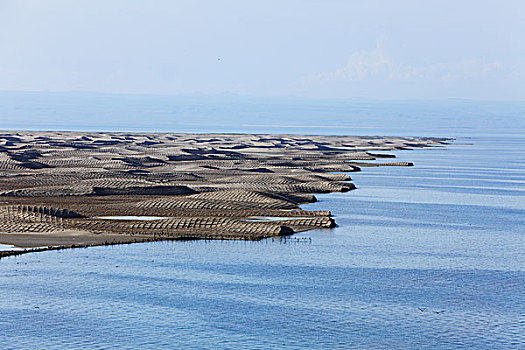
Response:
[92,216,170,221]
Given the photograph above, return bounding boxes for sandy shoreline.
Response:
[0,131,449,258]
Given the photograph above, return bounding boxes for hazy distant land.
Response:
[0,131,449,257]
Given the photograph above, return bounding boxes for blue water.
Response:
[1,96,524,349]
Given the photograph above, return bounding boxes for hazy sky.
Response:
[1,0,524,99]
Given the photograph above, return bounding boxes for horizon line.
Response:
[1,89,524,104]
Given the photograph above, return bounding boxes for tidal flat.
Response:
[0,131,448,257]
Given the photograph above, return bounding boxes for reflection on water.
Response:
[1,135,523,349]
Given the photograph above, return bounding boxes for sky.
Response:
[1,0,524,100]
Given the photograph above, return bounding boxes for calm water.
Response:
[1,97,524,349]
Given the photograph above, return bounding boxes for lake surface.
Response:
[0,96,524,349]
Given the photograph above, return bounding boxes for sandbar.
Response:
[0,131,449,258]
